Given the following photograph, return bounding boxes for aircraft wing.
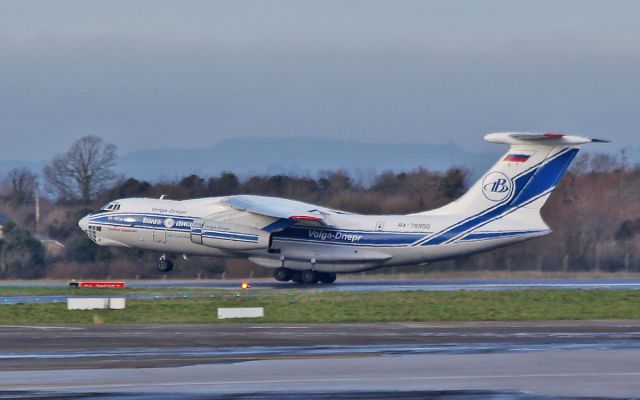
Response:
[222,195,349,228]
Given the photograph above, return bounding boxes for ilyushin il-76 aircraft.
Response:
[78,132,605,284]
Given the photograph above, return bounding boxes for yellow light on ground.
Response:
[241,282,250,289]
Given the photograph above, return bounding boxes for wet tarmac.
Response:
[0,391,608,400]
[0,390,614,400]
[0,321,639,398]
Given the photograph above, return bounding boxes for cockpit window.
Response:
[101,202,121,211]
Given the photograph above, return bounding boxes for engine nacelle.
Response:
[190,219,270,251]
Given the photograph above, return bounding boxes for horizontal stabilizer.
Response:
[485,132,609,146]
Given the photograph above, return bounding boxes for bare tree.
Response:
[1,167,38,204]
[589,153,616,174]
[43,136,117,203]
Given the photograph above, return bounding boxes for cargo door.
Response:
[152,227,166,243]
[190,219,204,245]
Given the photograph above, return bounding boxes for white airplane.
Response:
[78,132,605,284]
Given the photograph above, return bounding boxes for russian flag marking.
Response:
[503,153,531,163]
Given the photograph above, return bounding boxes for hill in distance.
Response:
[3,137,629,183]
[115,137,500,181]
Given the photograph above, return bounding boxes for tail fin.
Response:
[417,132,607,245]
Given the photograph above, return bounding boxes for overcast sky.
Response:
[1,0,638,161]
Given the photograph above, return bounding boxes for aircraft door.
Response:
[190,219,204,245]
[152,227,166,243]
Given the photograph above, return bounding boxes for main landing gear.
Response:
[157,254,174,272]
[273,267,336,285]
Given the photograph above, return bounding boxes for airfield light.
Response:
[241,282,251,289]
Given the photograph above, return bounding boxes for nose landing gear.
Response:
[157,254,174,272]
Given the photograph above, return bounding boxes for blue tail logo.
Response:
[488,179,509,193]
[482,172,512,202]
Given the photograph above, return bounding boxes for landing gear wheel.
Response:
[157,259,174,272]
[318,272,337,284]
[290,271,303,284]
[273,267,292,282]
[301,270,319,284]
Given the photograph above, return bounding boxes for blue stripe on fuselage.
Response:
[460,229,550,242]
[272,227,427,247]
[88,213,260,243]
[87,213,195,231]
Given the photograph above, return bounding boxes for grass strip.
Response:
[1,289,640,324]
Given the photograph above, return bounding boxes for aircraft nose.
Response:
[78,215,90,232]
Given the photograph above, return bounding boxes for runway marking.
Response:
[5,371,640,391]
[0,325,84,331]
[247,326,310,329]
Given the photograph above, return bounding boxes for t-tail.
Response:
[416,132,607,247]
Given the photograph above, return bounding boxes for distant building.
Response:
[0,216,64,256]
[40,239,65,256]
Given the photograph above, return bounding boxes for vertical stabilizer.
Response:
[416,132,607,246]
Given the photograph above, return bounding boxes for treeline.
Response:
[0,168,468,279]
[0,136,638,279]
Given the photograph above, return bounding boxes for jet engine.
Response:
[190,219,270,250]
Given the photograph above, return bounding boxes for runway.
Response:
[3,277,640,292]
[1,321,640,398]
[3,277,640,305]
[92,277,640,291]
